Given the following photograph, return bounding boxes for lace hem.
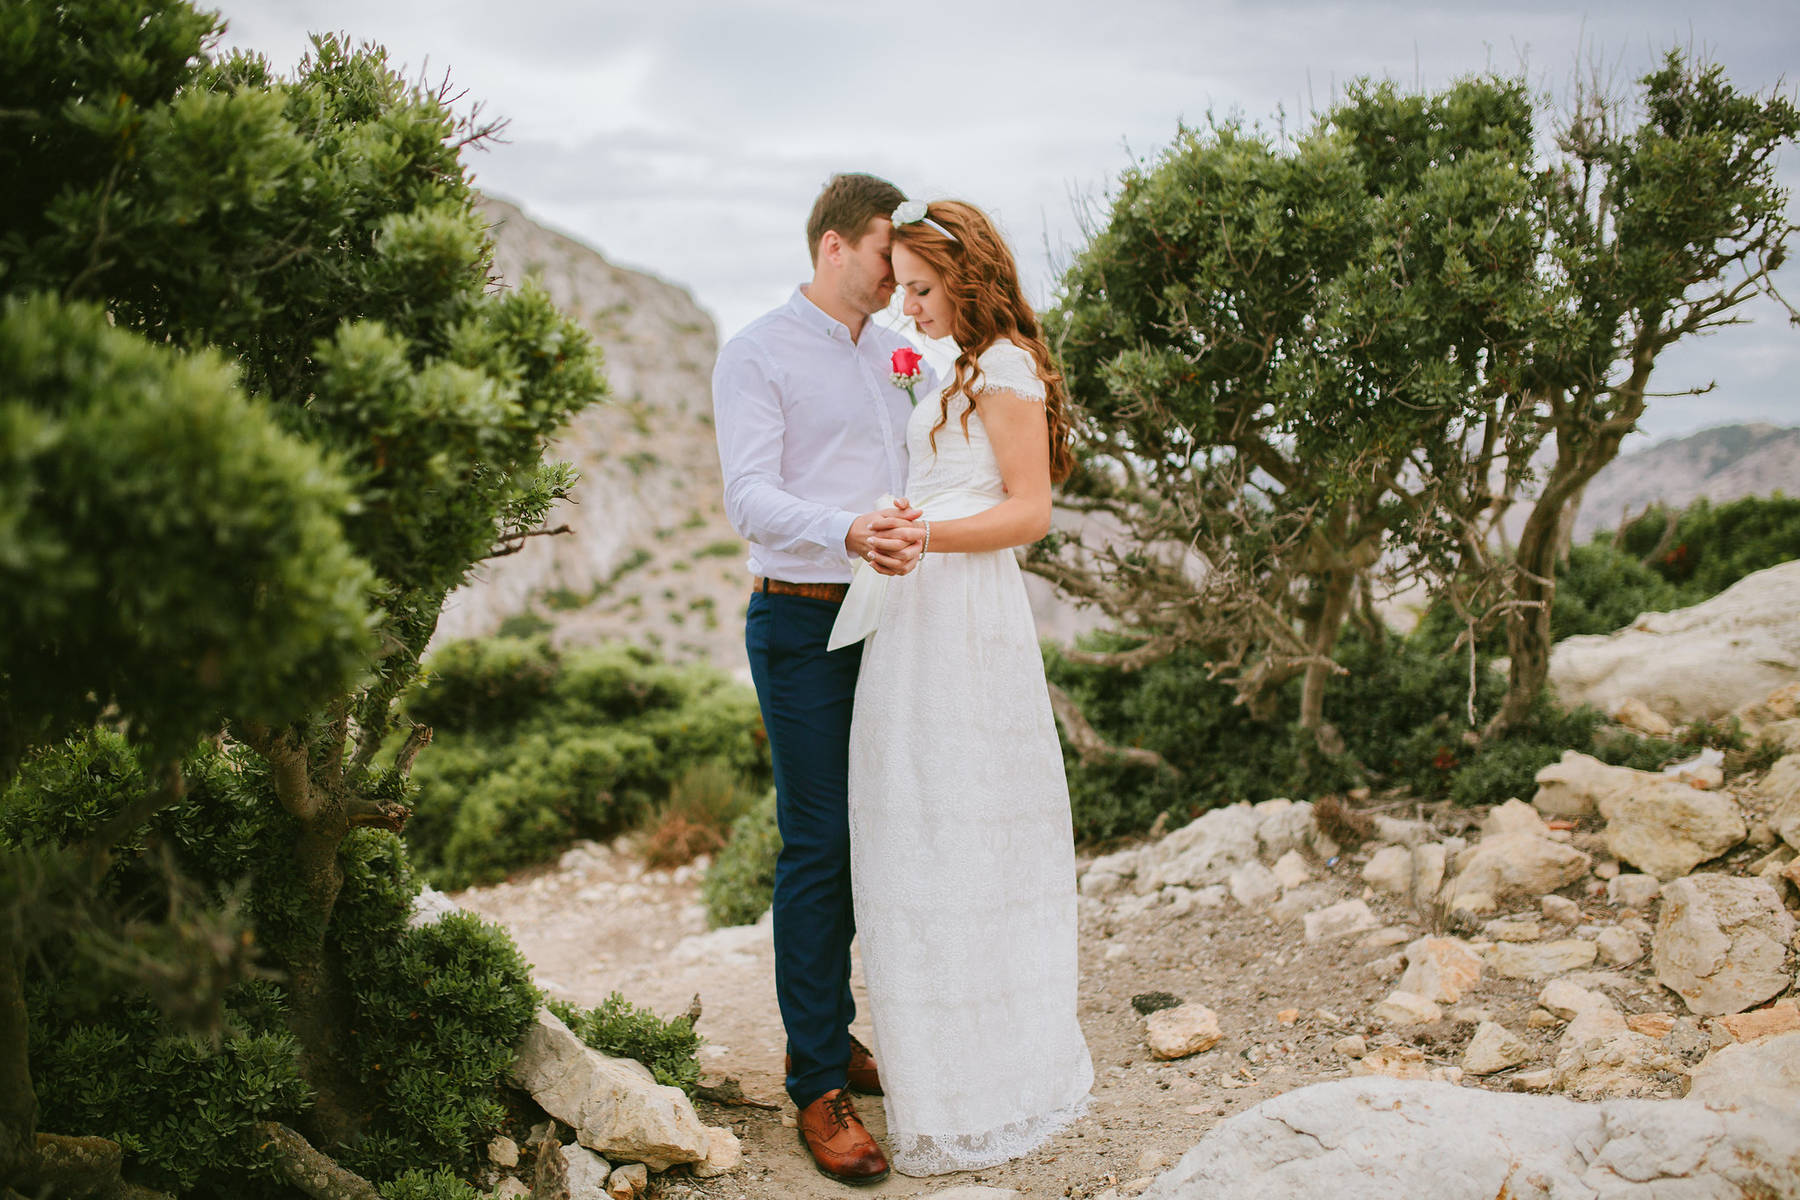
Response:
[889,1087,1092,1177]
[973,339,1047,402]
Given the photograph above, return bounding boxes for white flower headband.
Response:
[892,199,959,243]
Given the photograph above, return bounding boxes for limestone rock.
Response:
[559,1144,613,1200]
[1607,873,1662,910]
[493,1179,531,1200]
[1539,979,1611,1020]
[1546,559,1800,725]
[1541,895,1581,925]
[1145,1003,1222,1060]
[606,1162,647,1199]
[1662,748,1725,791]
[1462,1021,1533,1075]
[1613,697,1674,737]
[1410,843,1447,900]
[1141,1077,1800,1199]
[1485,939,1599,980]
[1361,845,1413,896]
[1352,1045,1431,1080]
[1483,798,1549,838]
[1532,751,1644,820]
[1596,927,1643,965]
[510,1009,709,1170]
[1448,833,1590,905]
[1270,849,1311,889]
[1628,1013,1678,1038]
[690,1127,742,1179]
[489,1135,520,1169]
[1334,1034,1367,1059]
[1140,804,1262,893]
[1302,899,1379,941]
[1653,875,1797,1016]
[1397,937,1483,1005]
[1599,778,1746,880]
[408,883,461,928]
[1228,861,1280,909]
[1687,1030,1800,1115]
[1373,991,1441,1027]
[1254,799,1323,861]
[1709,999,1800,1046]
[1762,753,1800,851]
[1484,916,1542,942]
[1552,1028,1681,1100]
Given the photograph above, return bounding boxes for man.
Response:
[711,173,930,1184]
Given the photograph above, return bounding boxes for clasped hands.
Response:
[845,499,925,576]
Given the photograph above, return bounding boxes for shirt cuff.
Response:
[828,508,859,561]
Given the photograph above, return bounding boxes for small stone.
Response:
[1627,1012,1678,1038]
[1448,890,1496,915]
[1541,895,1581,925]
[1709,999,1800,1045]
[1463,1020,1533,1075]
[1452,1006,1496,1025]
[1594,860,1620,880]
[1276,1008,1300,1025]
[1137,1146,1170,1174]
[1229,861,1281,908]
[1374,990,1442,1026]
[560,1145,613,1198]
[1613,697,1675,737]
[1482,916,1542,942]
[1358,925,1412,949]
[1303,899,1380,941]
[607,1162,648,1200]
[780,1113,798,1128]
[1270,849,1312,889]
[1539,979,1609,1020]
[1485,939,1598,979]
[488,1135,520,1169]
[1596,926,1643,965]
[1512,1068,1556,1091]
[1607,873,1663,909]
[1145,1003,1222,1060]
[691,1126,742,1178]
[1362,845,1415,896]
[1397,936,1484,1004]
[492,1180,531,1200]
[1334,1034,1367,1058]
[1353,1044,1431,1080]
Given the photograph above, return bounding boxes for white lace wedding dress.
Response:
[847,338,1092,1176]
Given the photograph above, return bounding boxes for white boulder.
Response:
[1652,875,1797,1016]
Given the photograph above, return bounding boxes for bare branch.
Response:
[1047,683,1179,774]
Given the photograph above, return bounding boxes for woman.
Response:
[834,198,1092,1176]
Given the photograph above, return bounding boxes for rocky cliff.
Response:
[433,196,755,671]
[1574,422,1800,540]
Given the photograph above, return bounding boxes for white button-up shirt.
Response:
[712,287,932,583]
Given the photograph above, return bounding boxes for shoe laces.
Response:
[823,1089,857,1131]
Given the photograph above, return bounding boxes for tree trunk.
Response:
[283,817,363,1148]
[1298,564,1359,734]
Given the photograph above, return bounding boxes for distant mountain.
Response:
[432,196,754,671]
[1572,423,1800,540]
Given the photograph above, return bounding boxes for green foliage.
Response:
[548,993,701,1094]
[405,638,769,888]
[0,292,374,770]
[701,789,782,928]
[334,832,539,1179]
[381,1168,488,1200]
[1552,542,1686,640]
[1612,495,1800,598]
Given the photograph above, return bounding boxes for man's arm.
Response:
[713,341,858,556]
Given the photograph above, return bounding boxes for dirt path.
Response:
[452,827,1680,1199]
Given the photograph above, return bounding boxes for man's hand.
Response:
[846,498,924,575]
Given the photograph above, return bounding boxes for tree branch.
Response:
[253,1123,382,1200]
[1047,683,1179,774]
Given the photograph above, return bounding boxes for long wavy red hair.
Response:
[892,201,1075,483]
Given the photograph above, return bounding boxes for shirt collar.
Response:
[788,285,856,342]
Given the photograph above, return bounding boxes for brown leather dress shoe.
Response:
[846,1034,883,1096]
[797,1088,889,1185]
[783,1035,884,1096]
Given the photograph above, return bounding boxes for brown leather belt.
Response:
[752,576,849,603]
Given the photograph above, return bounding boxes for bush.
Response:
[1552,541,1685,640]
[549,993,701,1094]
[641,762,761,869]
[1613,494,1800,597]
[380,1167,488,1200]
[403,638,770,888]
[5,731,539,1194]
[701,789,781,928]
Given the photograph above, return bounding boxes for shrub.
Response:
[380,1167,488,1200]
[701,789,781,928]
[403,637,770,888]
[549,993,701,1093]
[641,762,761,869]
[1553,541,1684,639]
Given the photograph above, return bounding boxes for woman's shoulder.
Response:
[973,337,1046,401]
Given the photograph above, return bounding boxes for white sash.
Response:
[826,487,1000,651]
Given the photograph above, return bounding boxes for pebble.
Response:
[1541,895,1581,925]
[1334,1034,1368,1059]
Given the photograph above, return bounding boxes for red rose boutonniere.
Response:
[890,346,924,405]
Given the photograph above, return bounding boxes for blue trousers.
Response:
[744,591,862,1110]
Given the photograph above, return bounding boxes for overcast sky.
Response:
[216,0,1798,442]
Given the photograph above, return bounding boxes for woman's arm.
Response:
[916,389,1053,554]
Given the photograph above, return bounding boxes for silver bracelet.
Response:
[921,519,931,560]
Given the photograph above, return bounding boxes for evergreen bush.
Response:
[404,638,770,888]
[701,790,782,928]
[548,994,701,1094]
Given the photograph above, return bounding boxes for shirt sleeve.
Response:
[712,339,859,556]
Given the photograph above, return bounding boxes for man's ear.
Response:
[817,229,843,266]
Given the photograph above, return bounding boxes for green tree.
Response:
[0,0,605,1191]
[1043,54,1796,740]
[1043,76,1547,738]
